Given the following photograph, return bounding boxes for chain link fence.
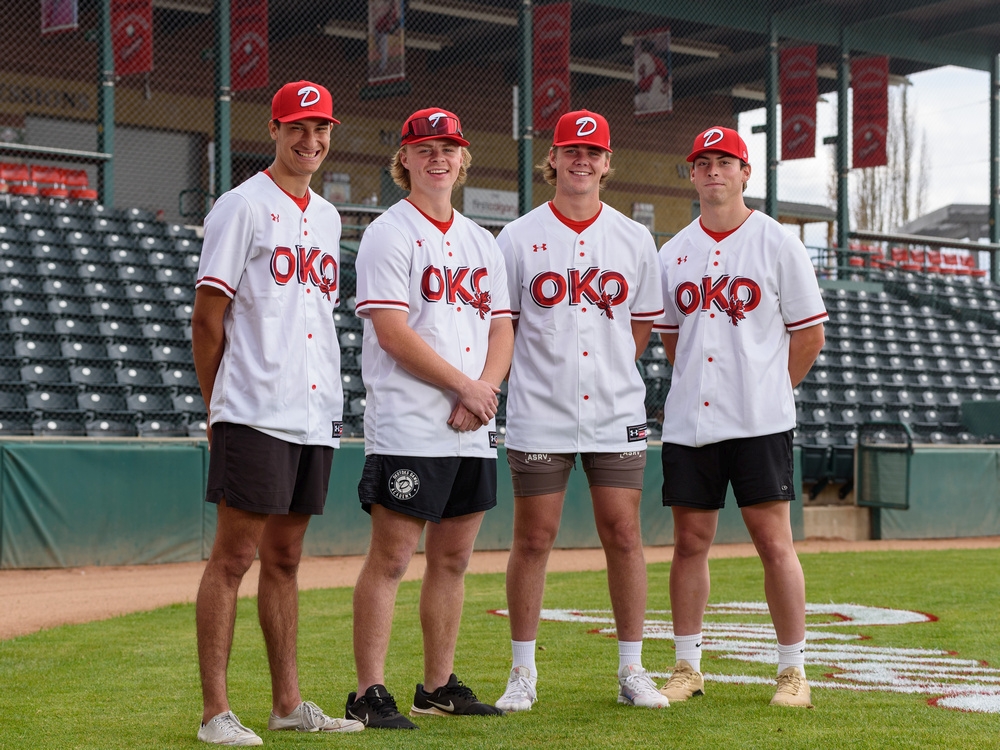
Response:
[1,0,995,439]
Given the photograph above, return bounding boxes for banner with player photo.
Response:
[533,2,571,132]
[112,0,153,76]
[852,55,889,168]
[231,0,268,91]
[367,0,405,85]
[40,0,78,34]
[633,28,672,119]
[779,45,817,160]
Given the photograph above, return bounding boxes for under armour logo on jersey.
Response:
[575,116,598,137]
[675,274,761,326]
[676,255,688,265]
[701,128,725,148]
[271,213,279,222]
[532,244,547,253]
[297,85,321,108]
[416,239,425,247]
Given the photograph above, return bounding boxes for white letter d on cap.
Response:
[575,116,597,137]
[702,128,724,148]
[297,86,320,108]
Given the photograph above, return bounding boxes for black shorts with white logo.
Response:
[661,430,795,510]
[206,422,334,515]
[358,454,497,523]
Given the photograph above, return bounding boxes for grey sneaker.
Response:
[268,700,364,732]
[197,711,263,746]
[495,666,537,712]
[618,664,669,708]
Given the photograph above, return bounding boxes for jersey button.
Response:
[308,333,313,339]
[707,356,712,362]
[704,401,709,406]
[579,240,584,245]
[581,307,587,313]
[583,351,588,356]
[583,394,589,400]
[312,385,317,390]
[466,347,470,352]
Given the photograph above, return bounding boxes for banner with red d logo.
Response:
[533,2,571,132]
[779,45,817,161]
[112,0,152,76]
[231,0,268,91]
[852,56,889,168]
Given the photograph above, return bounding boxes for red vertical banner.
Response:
[231,0,268,91]
[633,28,672,119]
[852,56,889,168]
[779,45,817,160]
[533,2,571,133]
[112,0,153,76]
[41,0,79,34]
[367,0,405,85]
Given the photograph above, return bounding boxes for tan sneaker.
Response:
[658,660,704,702]
[770,667,814,708]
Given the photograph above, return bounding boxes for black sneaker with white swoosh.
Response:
[345,684,418,729]
[411,673,505,717]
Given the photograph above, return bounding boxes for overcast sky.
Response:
[737,65,991,243]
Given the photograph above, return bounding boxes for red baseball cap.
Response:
[552,110,612,152]
[400,108,470,146]
[687,126,749,163]
[271,81,340,124]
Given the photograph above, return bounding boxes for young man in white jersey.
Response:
[192,81,363,745]
[347,108,514,729]
[495,110,666,711]
[654,126,826,708]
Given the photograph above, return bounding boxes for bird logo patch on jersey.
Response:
[674,274,761,326]
[388,469,420,501]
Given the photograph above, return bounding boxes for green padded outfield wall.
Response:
[0,440,802,568]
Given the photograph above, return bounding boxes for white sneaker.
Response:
[197,711,263,746]
[618,664,669,708]
[495,666,537,712]
[268,700,364,732]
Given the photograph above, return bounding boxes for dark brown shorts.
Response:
[506,449,646,497]
[206,422,334,515]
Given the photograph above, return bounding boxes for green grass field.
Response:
[2,548,999,749]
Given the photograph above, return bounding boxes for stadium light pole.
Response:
[836,30,850,253]
[991,53,999,284]
[764,19,778,220]
[97,0,114,206]
[518,0,533,217]
[213,0,232,198]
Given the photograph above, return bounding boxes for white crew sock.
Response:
[674,632,703,673]
[618,640,643,672]
[777,639,806,674]
[511,639,537,676]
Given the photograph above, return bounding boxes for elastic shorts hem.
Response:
[206,487,293,515]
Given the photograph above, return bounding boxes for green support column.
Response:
[836,31,850,252]
[518,0,533,216]
[765,21,778,219]
[213,0,232,198]
[991,54,999,283]
[97,0,114,206]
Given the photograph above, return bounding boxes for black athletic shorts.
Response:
[358,454,497,523]
[206,422,334,515]
[661,430,795,510]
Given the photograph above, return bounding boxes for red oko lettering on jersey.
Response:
[675,275,762,321]
[529,267,629,311]
[420,265,494,319]
[270,246,338,295]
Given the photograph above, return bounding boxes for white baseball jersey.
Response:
[354,199,512,458]
[498,202,664,453]
[654,210,827,447]
[196,171,344,447]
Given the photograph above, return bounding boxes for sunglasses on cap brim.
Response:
[404,116,463,140]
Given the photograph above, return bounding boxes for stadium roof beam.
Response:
[408,0,517,27]
[321,21,450,51]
